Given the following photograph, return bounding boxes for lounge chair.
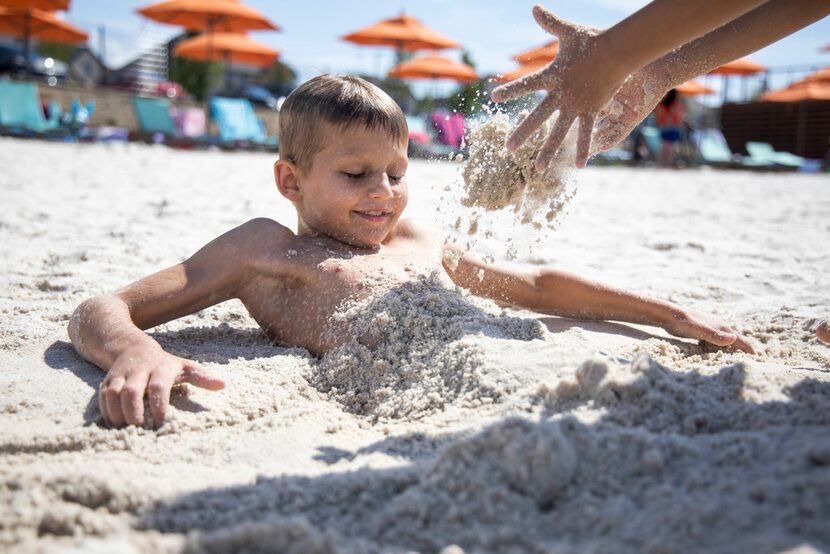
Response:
[209,96,278,151]
[745,141,805,170]
[691,129,770,169]
[132,96,208,148]
[0,80,62,136]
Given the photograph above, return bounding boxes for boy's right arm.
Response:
[68,218,282,427]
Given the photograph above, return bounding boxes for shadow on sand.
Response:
[133,357,830,554]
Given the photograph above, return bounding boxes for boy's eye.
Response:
[343,172,365,180]
[388,174,404,183]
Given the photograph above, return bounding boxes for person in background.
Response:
[654,89,685,167]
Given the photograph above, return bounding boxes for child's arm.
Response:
[493,1,828,168]
[443,246,754,353]
[592,0,830,154]
[68,219,278,427]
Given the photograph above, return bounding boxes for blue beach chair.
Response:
[0,80,59,135]
[745,141,805,170]
[132,96,208,148]
[210,96,278,151]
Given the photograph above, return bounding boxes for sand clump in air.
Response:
[461,111,578,230]
[309,272,545,421]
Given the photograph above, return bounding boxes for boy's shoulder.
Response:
[392,217,438,243]
[220,218,298,260]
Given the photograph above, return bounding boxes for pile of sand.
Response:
[311,272,544,421]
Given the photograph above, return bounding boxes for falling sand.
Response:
[461,111,578,230]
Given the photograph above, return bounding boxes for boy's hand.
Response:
[662,310,755,354]
[98,344,225,428]
[491,5,624,169]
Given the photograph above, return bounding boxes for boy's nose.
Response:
[368,174,394,199]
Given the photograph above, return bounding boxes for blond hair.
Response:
[278,75,408,172]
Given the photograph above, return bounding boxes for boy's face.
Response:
[282,122,409,249]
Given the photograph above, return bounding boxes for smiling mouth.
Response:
[353,210,392,222]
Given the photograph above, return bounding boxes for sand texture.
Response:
[1,138,829,553]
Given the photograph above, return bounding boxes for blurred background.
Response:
[0,0,828,169]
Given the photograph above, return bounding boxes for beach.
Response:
[1,137,829,553]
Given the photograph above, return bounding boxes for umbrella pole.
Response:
[205,17,213,136]
[23,12,31,77]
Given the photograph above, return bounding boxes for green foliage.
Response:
[169,57,222,101]
[36,41,76,62]
[448,82,486,117]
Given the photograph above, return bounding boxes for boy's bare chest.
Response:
[241,243,448,355]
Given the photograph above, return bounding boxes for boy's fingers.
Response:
[147,375,172,427]
[506,95,557,151]
[575,114,595,168]
[121,372,149,426]
[179,362,226,391]
[491,69,549,103]
[103,376,126,427]
[535,112,576,171]
[532,4,573,38]
[98,382,110,425]
[730,334,755,354]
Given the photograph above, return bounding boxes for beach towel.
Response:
[429,110,466,148]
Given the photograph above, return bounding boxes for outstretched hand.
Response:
[98,345,225,428]
[662,310,755,354]
[491,5,628,169]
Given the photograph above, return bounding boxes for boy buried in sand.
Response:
[69,75,753,429]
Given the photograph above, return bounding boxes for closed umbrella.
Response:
[388,55,477,82]
[342,14,459,52]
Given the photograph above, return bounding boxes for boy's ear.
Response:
[274,159,302,202]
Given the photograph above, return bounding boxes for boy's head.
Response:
[274,75,410,250]
[279,75,408,173]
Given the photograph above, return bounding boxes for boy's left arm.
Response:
[443,246,754,353]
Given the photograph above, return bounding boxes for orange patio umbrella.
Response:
[137,0,278,33]
[388,54,477,82]
[512,40,559,65]
[342,14,460,52]
[0,0,68,9]
[707,57,766,76]
[493,58,548,83]
[675,79,715,96]
[0,7,85,42]
[761,82,830,102]
[0,7,86,67]
[799,67,830,84]
[175,32,278,67]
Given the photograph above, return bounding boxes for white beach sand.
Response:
[1,137,829,553]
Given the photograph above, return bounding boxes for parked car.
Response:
[0,44,68,81]
[216,83,281,110]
